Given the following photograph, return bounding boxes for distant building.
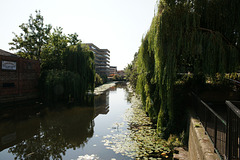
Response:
[84,43,110,76]
[117,70,125,77]
[109,66,117,76]
[0,49,40,104]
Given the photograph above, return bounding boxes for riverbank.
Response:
[92,81,117,95]
[100,83,184,159]
[0,82,184,159]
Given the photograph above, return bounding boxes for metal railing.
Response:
[192,92,227,159]
[226,78,240,86]
[225,101,240,160]
[192,92,240,160]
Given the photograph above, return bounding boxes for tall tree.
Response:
[9,10,52,60]
[41,27,68,70]
[9,10,95,103]
[124,52,138,88]
[134,0,240,136]
[68,33,81,45]
[41,44,95,102]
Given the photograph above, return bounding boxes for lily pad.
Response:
[101,85,177,159]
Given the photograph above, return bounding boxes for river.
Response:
[0,82,172,160]
[0,83,134,160]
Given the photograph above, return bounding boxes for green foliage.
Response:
[41,27,68,70]
[124,52,138,89]
[112,74,124,81]
[100,74,108,84]
[131,0,240,137]
[112,74,120,81]
[9,10,82,68]
[40,70,82,102]
[64,44,95,93]
[95,73,103,87]
[103,89,176,159]
[226,73,240,81]
[40,44,95,102]
[11,11,96,103]
[9,10,52,60]
[68,32,81,45]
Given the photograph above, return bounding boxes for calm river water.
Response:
[0,83,136,160]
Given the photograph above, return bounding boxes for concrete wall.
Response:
[188,115,220,160]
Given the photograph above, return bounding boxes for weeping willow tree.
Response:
[64,44,95,95]
[135,0,240,136]
[41,44,95,102]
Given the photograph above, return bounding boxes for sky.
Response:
[0,0,157,70]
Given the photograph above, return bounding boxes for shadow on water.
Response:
[0,82,171,159]
[0,87,111,159]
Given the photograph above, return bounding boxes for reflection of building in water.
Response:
[108,82,125,92]
[108,85,117,92]
[94,91,109,118]
[0,116,40,152]
[0,104,95,159]
[0,88,122,159]
[0,103,43,151]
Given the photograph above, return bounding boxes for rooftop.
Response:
[0,49,18,57]
[84,43,110,53]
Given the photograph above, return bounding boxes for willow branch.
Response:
[198,27,239,51]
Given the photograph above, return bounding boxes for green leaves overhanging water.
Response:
[41,44,95,102]
[134,0,240,136]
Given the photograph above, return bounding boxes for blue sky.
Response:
[0,0,157,70]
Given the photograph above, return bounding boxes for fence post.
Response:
[204,105,207,129]
[227,102,232,160]
[214,116,217,148]
[225,105,229,160]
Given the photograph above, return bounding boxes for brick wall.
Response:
[18,58,40,95]
[0,55,40,99]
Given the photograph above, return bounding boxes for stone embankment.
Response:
[174,111,221,160]
[188,115,220,160]
[92,82,117,95]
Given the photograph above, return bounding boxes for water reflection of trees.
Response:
[6,106,95,160]
[108,82,133,103]
[1,90,111,160]
[109,82,127,92]
[122,83,134,103]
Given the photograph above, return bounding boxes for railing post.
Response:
[205,105,207,129]
[225,105,229,160]
[226,102,232,160]
[237,118,239,160]
[214,116,217,148]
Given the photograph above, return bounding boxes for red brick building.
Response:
[0,49,40,103]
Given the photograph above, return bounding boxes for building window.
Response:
[2,83,15,88]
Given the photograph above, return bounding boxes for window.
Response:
[2,83,15,88]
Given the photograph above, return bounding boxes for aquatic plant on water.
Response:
[102,90,182,159]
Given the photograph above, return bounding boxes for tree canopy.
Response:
[9,10,95,103]
[9,10,52,60]
[129,0,240,136]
